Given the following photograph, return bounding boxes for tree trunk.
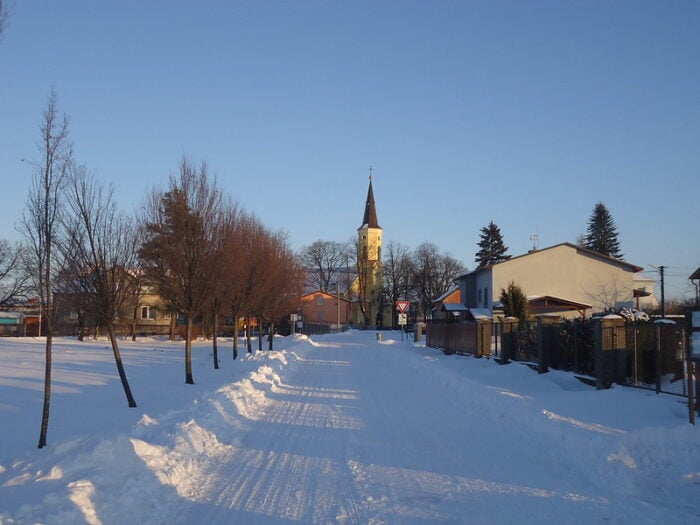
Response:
[212,308,219,370]
[232,310,239,360]
[107,324,137,407]
[131,306,138,342]
[37,333,52,449]
[169,314,176,341]
[77,311,85,341]
[185,315,194,384]
[246,316,252,354]
[268,322,274,351]
[258,320,263,352]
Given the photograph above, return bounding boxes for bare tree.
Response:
[139,157,226,384]
[412,242,465,321]
[257,231,302,351]
[19,89,72,448]
[60,165,138,407]
[346,236,386,327]
[222,211,258,359]
[300,240,350,292]
[0,240,29,307]
[348,237,370,326]
[202,200,240,369]
[383,240,413,327]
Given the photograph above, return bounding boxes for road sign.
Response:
[398,313,407,325]
[395,301,410,313]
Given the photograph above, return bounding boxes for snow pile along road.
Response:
[0,331,698,524]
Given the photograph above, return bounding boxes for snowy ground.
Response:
[0,331,698,524]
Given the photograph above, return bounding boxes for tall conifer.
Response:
[475,221,511,269]
[584,202,623,259]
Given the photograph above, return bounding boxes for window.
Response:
[69,309,79,320]
[317,311,324,321]
[477,289,482,304]
[316,295,324,306]
[140,306,156,320]
[484,287,489,307]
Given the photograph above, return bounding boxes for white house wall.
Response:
[490,245,637,312]
[475,270,493,309]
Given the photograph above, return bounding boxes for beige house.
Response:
[456,242,648,318]
[54,284,174,338]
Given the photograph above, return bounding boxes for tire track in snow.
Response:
[177,343,366,524]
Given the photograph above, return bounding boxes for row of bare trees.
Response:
[139,159,302,382]
[299,238,465,326]
[17,91,301,448]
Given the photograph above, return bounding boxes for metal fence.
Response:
[430,318,688,397]
[426,322,492,356]
[300,323,350,336]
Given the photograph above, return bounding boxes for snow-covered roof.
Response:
[441,303,468,312]
[467,308,492,320]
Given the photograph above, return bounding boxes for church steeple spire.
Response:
[361,168,380,229]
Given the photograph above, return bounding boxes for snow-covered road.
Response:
[1,331,698,524]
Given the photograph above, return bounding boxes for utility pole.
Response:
[650,264,667,318]
[659,265,666,318]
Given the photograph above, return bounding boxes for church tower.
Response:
[354,173,386,327]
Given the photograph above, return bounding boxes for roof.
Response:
[690,267,700,280]
[441,303,468,312]
[466,308,492,320]
[359,177,381,229]
[526,295,592,311]
[455,242,643,280]
[437,303,491,320]
[300,290,351,303]
[433,284,460,303]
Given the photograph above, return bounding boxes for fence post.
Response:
[594,320,605,390]
[655,324,662,395]
[633,325,639,386]
[688,359,696,425]
[499,320,509,364]
[537,318,547,374]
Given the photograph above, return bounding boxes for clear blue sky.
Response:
[1,1,698,300]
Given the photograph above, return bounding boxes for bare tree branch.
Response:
[0,240,29,307]
[300,240,350,292]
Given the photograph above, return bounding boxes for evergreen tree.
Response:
[584,202,623,259]
[500,281,528,320]
[475,221,511,269]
